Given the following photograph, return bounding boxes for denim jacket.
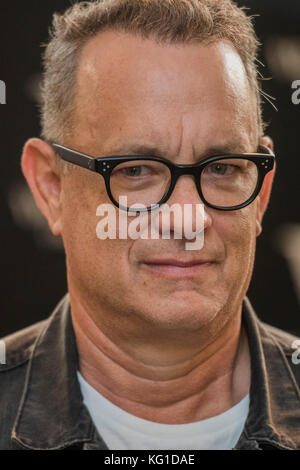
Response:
[0,294,299,450]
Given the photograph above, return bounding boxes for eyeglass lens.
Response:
[109,158,258,209]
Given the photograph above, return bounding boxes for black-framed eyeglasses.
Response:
[52,143,275,212]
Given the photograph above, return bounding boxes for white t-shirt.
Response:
[77,372,249,450]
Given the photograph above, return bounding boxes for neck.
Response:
[70,289,250,424]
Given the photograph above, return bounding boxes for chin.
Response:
[138,294,223,332]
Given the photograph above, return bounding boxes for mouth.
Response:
[141,258,216,279]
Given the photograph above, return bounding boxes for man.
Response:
[0,0,299,450]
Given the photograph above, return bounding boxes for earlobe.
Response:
[256,219,262,237]
[21,138,63,237]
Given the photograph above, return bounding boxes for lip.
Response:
[144,258,214,267]
[141,258,216,278]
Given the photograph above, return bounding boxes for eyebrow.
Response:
[108,143,251,160]
[109,144,165,158]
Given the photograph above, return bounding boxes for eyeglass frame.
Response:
[52,143,275,212]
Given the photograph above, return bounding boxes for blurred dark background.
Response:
[0,0,299,337]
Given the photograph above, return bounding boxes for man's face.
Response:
[60,31,268,335]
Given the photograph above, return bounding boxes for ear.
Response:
[21,138,63,236]
[256,136,276,237]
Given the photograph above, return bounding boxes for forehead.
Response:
[73,30,256,155]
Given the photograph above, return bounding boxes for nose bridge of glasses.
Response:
[173,164,201,178]
[168,167,202,205]
[171,166,202,197]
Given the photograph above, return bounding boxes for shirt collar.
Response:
[11,294,300,450]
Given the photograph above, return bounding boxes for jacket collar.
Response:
[235,297,300,450]
[11,294,107,450]
[11,294,300,450]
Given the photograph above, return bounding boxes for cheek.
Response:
[214,206,258,275]
[61,175,136,287]
[61,170,111,242]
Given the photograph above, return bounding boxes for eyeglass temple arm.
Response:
[52,144,96,171]
[258,144,275,156]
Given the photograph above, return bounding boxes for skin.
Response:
[21,31,275,424]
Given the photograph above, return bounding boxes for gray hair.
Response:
[41,0,265,144]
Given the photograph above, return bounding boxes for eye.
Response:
[112,161,164,179]
[207,163,235,176]
[120,165,151,177]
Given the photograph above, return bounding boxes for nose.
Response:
[156,174,212,243]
